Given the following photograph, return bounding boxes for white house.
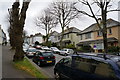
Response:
[27,33,43,45]
[33,33,43,44]
[49,31,59,43]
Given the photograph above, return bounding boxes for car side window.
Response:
[36,52,42,56]
[95,62,116,78]
[74,57,92,73]
[63,58,72,66]
[59,58,72,67]
[58,59,64,63]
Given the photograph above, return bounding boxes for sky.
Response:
[0,0,120,40]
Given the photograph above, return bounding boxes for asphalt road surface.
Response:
[29,54,66,78]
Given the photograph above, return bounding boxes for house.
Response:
[49,31,59,43]
[33,33,43,44]
[27,33,43,45]
[61,27,81,47]
[0,25,7,45]
[77,18,120,52]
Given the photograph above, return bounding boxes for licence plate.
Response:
[47,61,52,63]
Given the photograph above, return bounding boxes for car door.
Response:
[33,52,41,63]
[57,58,72,79]
[71,57,94,80]
[93,62,117,80]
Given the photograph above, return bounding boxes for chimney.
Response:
[67,26,69,29]
[98,18,101,24]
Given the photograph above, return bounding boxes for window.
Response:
[97,31,102,36]
[67,34,69,38]
[85,33,91,39]
[95,62,116,78]
[64,58,72,66]
[59,58,72,67]
[80,35,82,40]
[58,36,61,40]
[109,28,112,34]
[74,57,93,73]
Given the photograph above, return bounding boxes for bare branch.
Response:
[107,9,120,13]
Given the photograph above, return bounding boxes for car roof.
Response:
[74,54,120,63]
[28,48,36,49]
[36,50,52,53]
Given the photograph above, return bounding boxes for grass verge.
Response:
[13,58,47,78]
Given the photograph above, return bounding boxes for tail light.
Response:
[52,56,55,59]
[39,57,44,59]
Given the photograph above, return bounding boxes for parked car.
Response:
[59,48,74,56]
[32,50,56,66]
[23,43,29,52]
[35,45,42,49]
[41,46,50,51]
[54,54,120,80]
[25,48,37,58]
[50,47,60,54]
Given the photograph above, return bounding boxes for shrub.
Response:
[65,44,76,49]
[77,45,94,52]
[108,46,120,53]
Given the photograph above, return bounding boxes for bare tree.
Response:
[36,9,58,45]
[7,10,16,49]
[9,0,31,61]
[49,1,80,48]
[74,0,120,54]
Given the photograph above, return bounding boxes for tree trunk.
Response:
[60,28,64,49]
[13,29,24,61]
[102,7,108,54]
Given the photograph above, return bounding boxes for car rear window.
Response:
[52,48,58,50]
[42,52,53,56]
[28,49,36,52]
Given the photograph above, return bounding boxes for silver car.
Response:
[59,48,74,56]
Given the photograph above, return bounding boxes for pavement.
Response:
[2,45,36,80]
[0,45,2,79]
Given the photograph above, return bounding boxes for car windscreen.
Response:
[52,47,59,50]
[28,49,36,52]
[42,52,53,56]
[61,49,67,51]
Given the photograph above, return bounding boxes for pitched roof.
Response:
[34,33,43,36]
[49,31,59,36]
[81,18,120,34]
[64,27,81,34]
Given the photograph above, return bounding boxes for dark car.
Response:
[54,54,120,80]
[32,50,56,66]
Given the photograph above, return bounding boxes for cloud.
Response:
[0,0,120,39]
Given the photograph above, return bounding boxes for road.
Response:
[29,54,66,78]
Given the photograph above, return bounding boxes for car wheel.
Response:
[55,72,61,80]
